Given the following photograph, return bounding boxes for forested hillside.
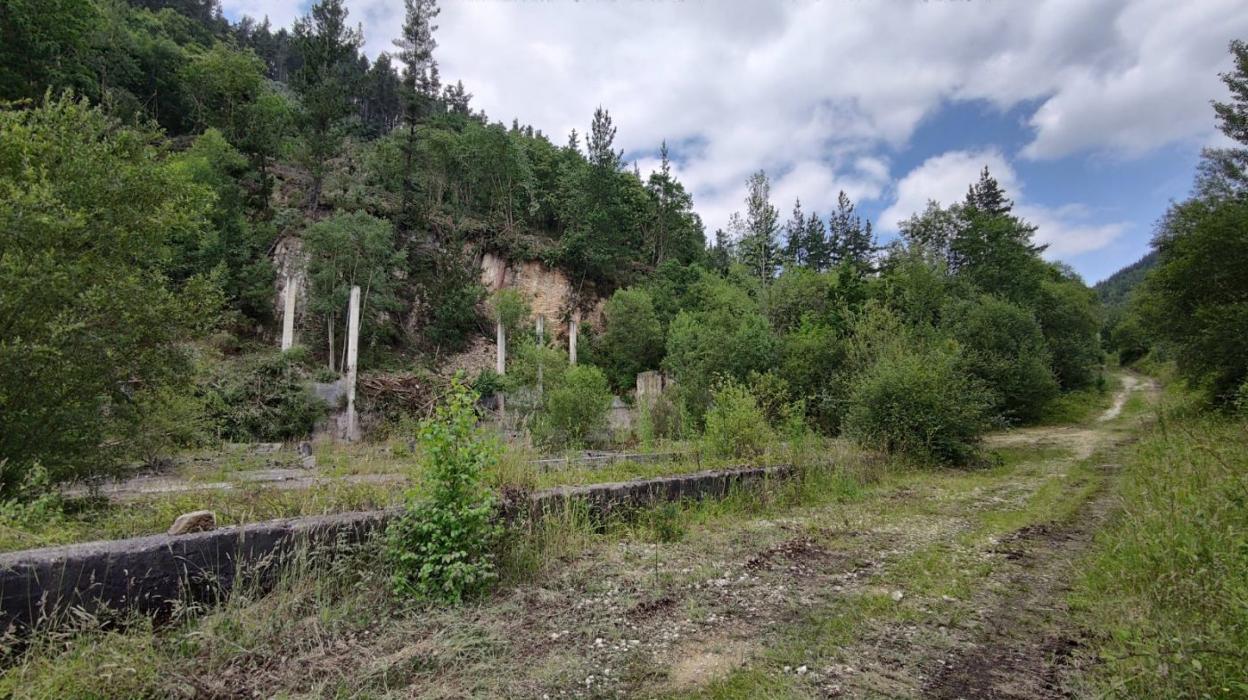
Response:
[1094,251,1157,311]
[2,0,1103,495]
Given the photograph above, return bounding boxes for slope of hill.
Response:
[1095,251,1158,311]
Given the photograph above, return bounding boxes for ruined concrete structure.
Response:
[0,466,790,631]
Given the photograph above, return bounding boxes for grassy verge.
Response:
[0,439,884,698]
[1071,382,1248,698]
[1,433,833,553]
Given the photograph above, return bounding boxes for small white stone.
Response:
[797,665,808,675]
[891,590,905,602]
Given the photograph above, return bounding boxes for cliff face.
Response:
[478,252,605,336]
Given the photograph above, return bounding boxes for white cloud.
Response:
[879,149,1126,257]
[227,0,1247,256]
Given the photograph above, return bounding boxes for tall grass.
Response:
[1074,385,1248,698]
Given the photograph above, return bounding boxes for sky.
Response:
[222,0,1248,282]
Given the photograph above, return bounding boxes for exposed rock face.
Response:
[168,510,217,536]
[479,252,605,334]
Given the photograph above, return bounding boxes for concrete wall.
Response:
[0,466,789,632]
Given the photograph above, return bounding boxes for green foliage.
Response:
[663,271,778,421]
[385,377,499,603]
[1076,404,1248,698]
[702,379,774,458]
[0,463,64,531]
[1140,194,1248,404]
[0,0,97,101]
[844,344,993,464]
[1035,274,1103,390]
[766,267,839,332]
[779,319,846,432]
[637,392,684,445]
[292,0,363,205]
[0,96,217,493]
[531,365,613,449]
[489,288,530,333]
[597,288,664,392]
[943,294,1058,423]
[205,351,325,441]
[303,211,406,363]
[170,129,277,323]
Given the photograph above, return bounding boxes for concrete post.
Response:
[280,276,297,351]
[496,319,506,375]
[569,310,580,365]
[345,286,361,442]
[536,314,545,345]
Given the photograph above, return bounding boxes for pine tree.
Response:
[394,0,440,232]
[443,79,472,116]
[827,190,875,272]
[1214,40,1248,147]
[804,211,830,271]
[645,141,702,266]
[964,166,1013,216]
[587,106,622,170]
[783,198,808,267]
[565,128,581,154]
[292,0,363,208]
[737,170,781,284]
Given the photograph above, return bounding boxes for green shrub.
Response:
[943,294,1058,424]
[205,351,325,441]
[385,377,499,603]
[489,288,531,335]
[778,319,846,433]
[531,365,613,449]
[845,346,993,464]
[703,379,774,459]
[597,287,664,392]
[638,393,684,446]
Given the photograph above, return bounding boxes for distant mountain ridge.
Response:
[1095,251,1158,311]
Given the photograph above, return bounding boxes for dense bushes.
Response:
[205,350,326,441]
[0,97,219,493]
[596,288,664,392]
[845,343,994,464]
[702,380,774,458]
[531,365,613,449]
[1138,196,1248,404]
[943,294,1058,423]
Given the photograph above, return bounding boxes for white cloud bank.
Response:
[228,0,1247,256]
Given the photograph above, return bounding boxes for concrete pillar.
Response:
[536,314,545,345]
[345,286,361,442]
[280,276,297,351]
[496,320,506,375]
[569,310,580,365]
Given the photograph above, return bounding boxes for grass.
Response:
[0,431,842,553]
[1036,370,1121,425]
[7,370,1200,698]
[1071,380,1248,699]
[0,439,884,698]
[0,480,400,552]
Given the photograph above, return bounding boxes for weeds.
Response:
[1073,383,1248,698]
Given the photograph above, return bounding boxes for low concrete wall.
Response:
[0,465,789,632]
